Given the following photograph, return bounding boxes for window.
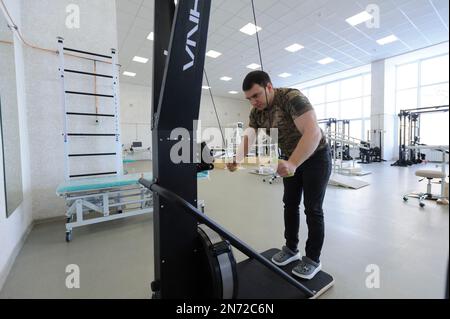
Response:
[396,88,418,110]
[421,55,449,86]
[420,112,449,145]
[308,85,325,105]
[395,54,449,111]
[341,98,363,119]
[349,120,362,141]
[314,103,326,120]
[326,102,340,119]
[420,83,449,107]
[341,76,363,100]
[395,53,450,149]
[326,82,340,102]
[363,74,371,96]
[363,96,371,118]
[396,63,418,90]
[296,72,371,141]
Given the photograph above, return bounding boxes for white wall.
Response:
[19,0,118,220]
[0,0,33,292]
[199,93,251,126]
[120,83,152,151]
[199,93,251,148]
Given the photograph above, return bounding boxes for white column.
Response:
[371,60,397,161]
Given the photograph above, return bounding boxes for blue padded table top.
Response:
[57,171,210,195]
[56,173,153,195]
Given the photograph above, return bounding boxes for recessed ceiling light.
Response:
[206,50,222,58]
[220,76,232,81]
[318,57,335,65]
[123,71,136,77]
[202,86,211,90]
[147,32,154,41]
[377,34,399,45]
[239,23,262,36]
[246,63,261,70]
[229,91,239,95]
[346,11,373,26]
[278,73,292,78]
[133,56,149,63]
[285,43,304,53]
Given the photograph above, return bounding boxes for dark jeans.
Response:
[282,145,332,263]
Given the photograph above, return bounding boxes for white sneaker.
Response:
[292,256,322,280]
[271,246,301,266]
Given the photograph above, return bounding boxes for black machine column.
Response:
[151,0,212,298]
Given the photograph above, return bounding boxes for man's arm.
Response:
[289,110,322,167]
[277,110,322,177]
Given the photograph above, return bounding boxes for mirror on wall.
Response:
[0,11,23,217]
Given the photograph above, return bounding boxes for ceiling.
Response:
[116,0,449,98]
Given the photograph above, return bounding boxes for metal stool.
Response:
[403,170,446,207]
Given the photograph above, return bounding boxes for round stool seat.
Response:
[415,170,446,179]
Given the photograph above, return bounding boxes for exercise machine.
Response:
[139,0,334,299]
[358,129,385,164]
[324,119,353,161]
[392,106,449,167]
[358,143,382,164]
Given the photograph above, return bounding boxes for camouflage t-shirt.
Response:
[248,88,327,158]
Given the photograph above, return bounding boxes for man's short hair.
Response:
[242,71,272,91]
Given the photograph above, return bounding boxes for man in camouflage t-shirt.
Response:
[228,71,332,280]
